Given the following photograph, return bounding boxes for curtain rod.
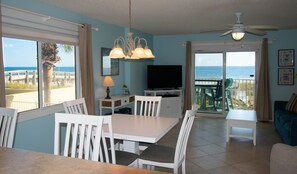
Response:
[1,4,99,31]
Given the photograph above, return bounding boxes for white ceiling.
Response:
[37,0,297,35]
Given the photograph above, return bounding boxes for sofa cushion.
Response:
[277,110,297,125]
[286,93,297,113]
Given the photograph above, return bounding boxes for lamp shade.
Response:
[131,46,146,58]
[109,46,125,58]
[144,47,155,58]
[232,32,245,41]
[102,76,114,87]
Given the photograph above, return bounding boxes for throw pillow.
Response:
[286,93,297,113]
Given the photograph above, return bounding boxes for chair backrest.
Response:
[174,109,196,166]
[134,95,162,116]
[63,98,88,115]
[225,78,233,90]
[98,115,116,164]
[214,80,223,98]
[0,107,18,148]
[54,113,104,161]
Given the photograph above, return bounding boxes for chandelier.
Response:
[109,0,155,59]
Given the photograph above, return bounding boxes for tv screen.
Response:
[147,65,182,89]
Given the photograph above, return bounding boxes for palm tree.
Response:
[41,43,72,105]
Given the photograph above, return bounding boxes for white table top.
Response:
[0,147,167,174]
[226,109,257,122]
[106,114,179,143]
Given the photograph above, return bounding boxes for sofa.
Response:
[274,101,297,146]
[270,143,297,174]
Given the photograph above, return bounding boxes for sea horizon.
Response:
[5,66,255,80]
[4,66,75,72]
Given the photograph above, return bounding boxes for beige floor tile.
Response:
[153,116,282,174]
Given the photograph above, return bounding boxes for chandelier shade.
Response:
[109,0,155,59]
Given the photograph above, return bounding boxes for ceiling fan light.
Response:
[232,32,245,41]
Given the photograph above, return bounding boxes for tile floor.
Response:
[156,116,282,174]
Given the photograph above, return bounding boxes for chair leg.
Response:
[182,160,186,174]
[225,98,229,111]
[138,160,143,168]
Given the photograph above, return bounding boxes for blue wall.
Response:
[14,115,54,153]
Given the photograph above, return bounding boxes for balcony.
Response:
[195,78,255,111]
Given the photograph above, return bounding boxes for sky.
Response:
[195,52,255,66]
[2,37,74,67]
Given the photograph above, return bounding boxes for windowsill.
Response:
[17,104,65,123]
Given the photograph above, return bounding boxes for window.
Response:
[3,37,77,112]
[1,5,80,112]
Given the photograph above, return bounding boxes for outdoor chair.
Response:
[0,107,18,148]
[206,79,233,111]
[138,109,197,174]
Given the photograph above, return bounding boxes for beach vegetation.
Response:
[42,43,73,105]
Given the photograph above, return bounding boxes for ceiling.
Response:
[37,0,297,35]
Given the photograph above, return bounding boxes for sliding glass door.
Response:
[226,52,256,110]
[195,53,224,114]
[194,51,256,114]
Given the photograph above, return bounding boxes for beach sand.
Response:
[7,87,75,112]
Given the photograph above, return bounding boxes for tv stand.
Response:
[144,89,182,118]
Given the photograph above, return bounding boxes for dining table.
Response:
[0,147,169,174]
[105,114,179,154]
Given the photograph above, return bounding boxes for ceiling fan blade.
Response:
[245,28,266,36]
[247,25,279,30]
[221,30,232,36]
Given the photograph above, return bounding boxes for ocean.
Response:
[4,66,75,72]
[5,66,255,80]
[195,66,255,79]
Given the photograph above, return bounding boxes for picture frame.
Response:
[278,49,294,67]
[278,68,294,85]
[101,48,119,76]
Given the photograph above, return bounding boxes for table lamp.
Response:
[102,76,114,99]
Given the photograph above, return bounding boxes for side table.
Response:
[99,95,134,115]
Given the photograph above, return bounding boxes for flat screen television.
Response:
[147,65,182,89]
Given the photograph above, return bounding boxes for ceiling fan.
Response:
[221,12,278,41]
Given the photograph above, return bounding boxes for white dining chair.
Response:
[63,98,88,114]
[133,95,162,151]
[0,107,18,148]
[99,115,139,166]
[54,113,104,161]
[134,95,162,117]
[138,109,197,174]
[63,98,121,150]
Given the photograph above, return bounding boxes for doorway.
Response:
[194,51,256,114]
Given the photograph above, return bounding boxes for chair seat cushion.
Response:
[139,144,175,163]
[115,150,139,166]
